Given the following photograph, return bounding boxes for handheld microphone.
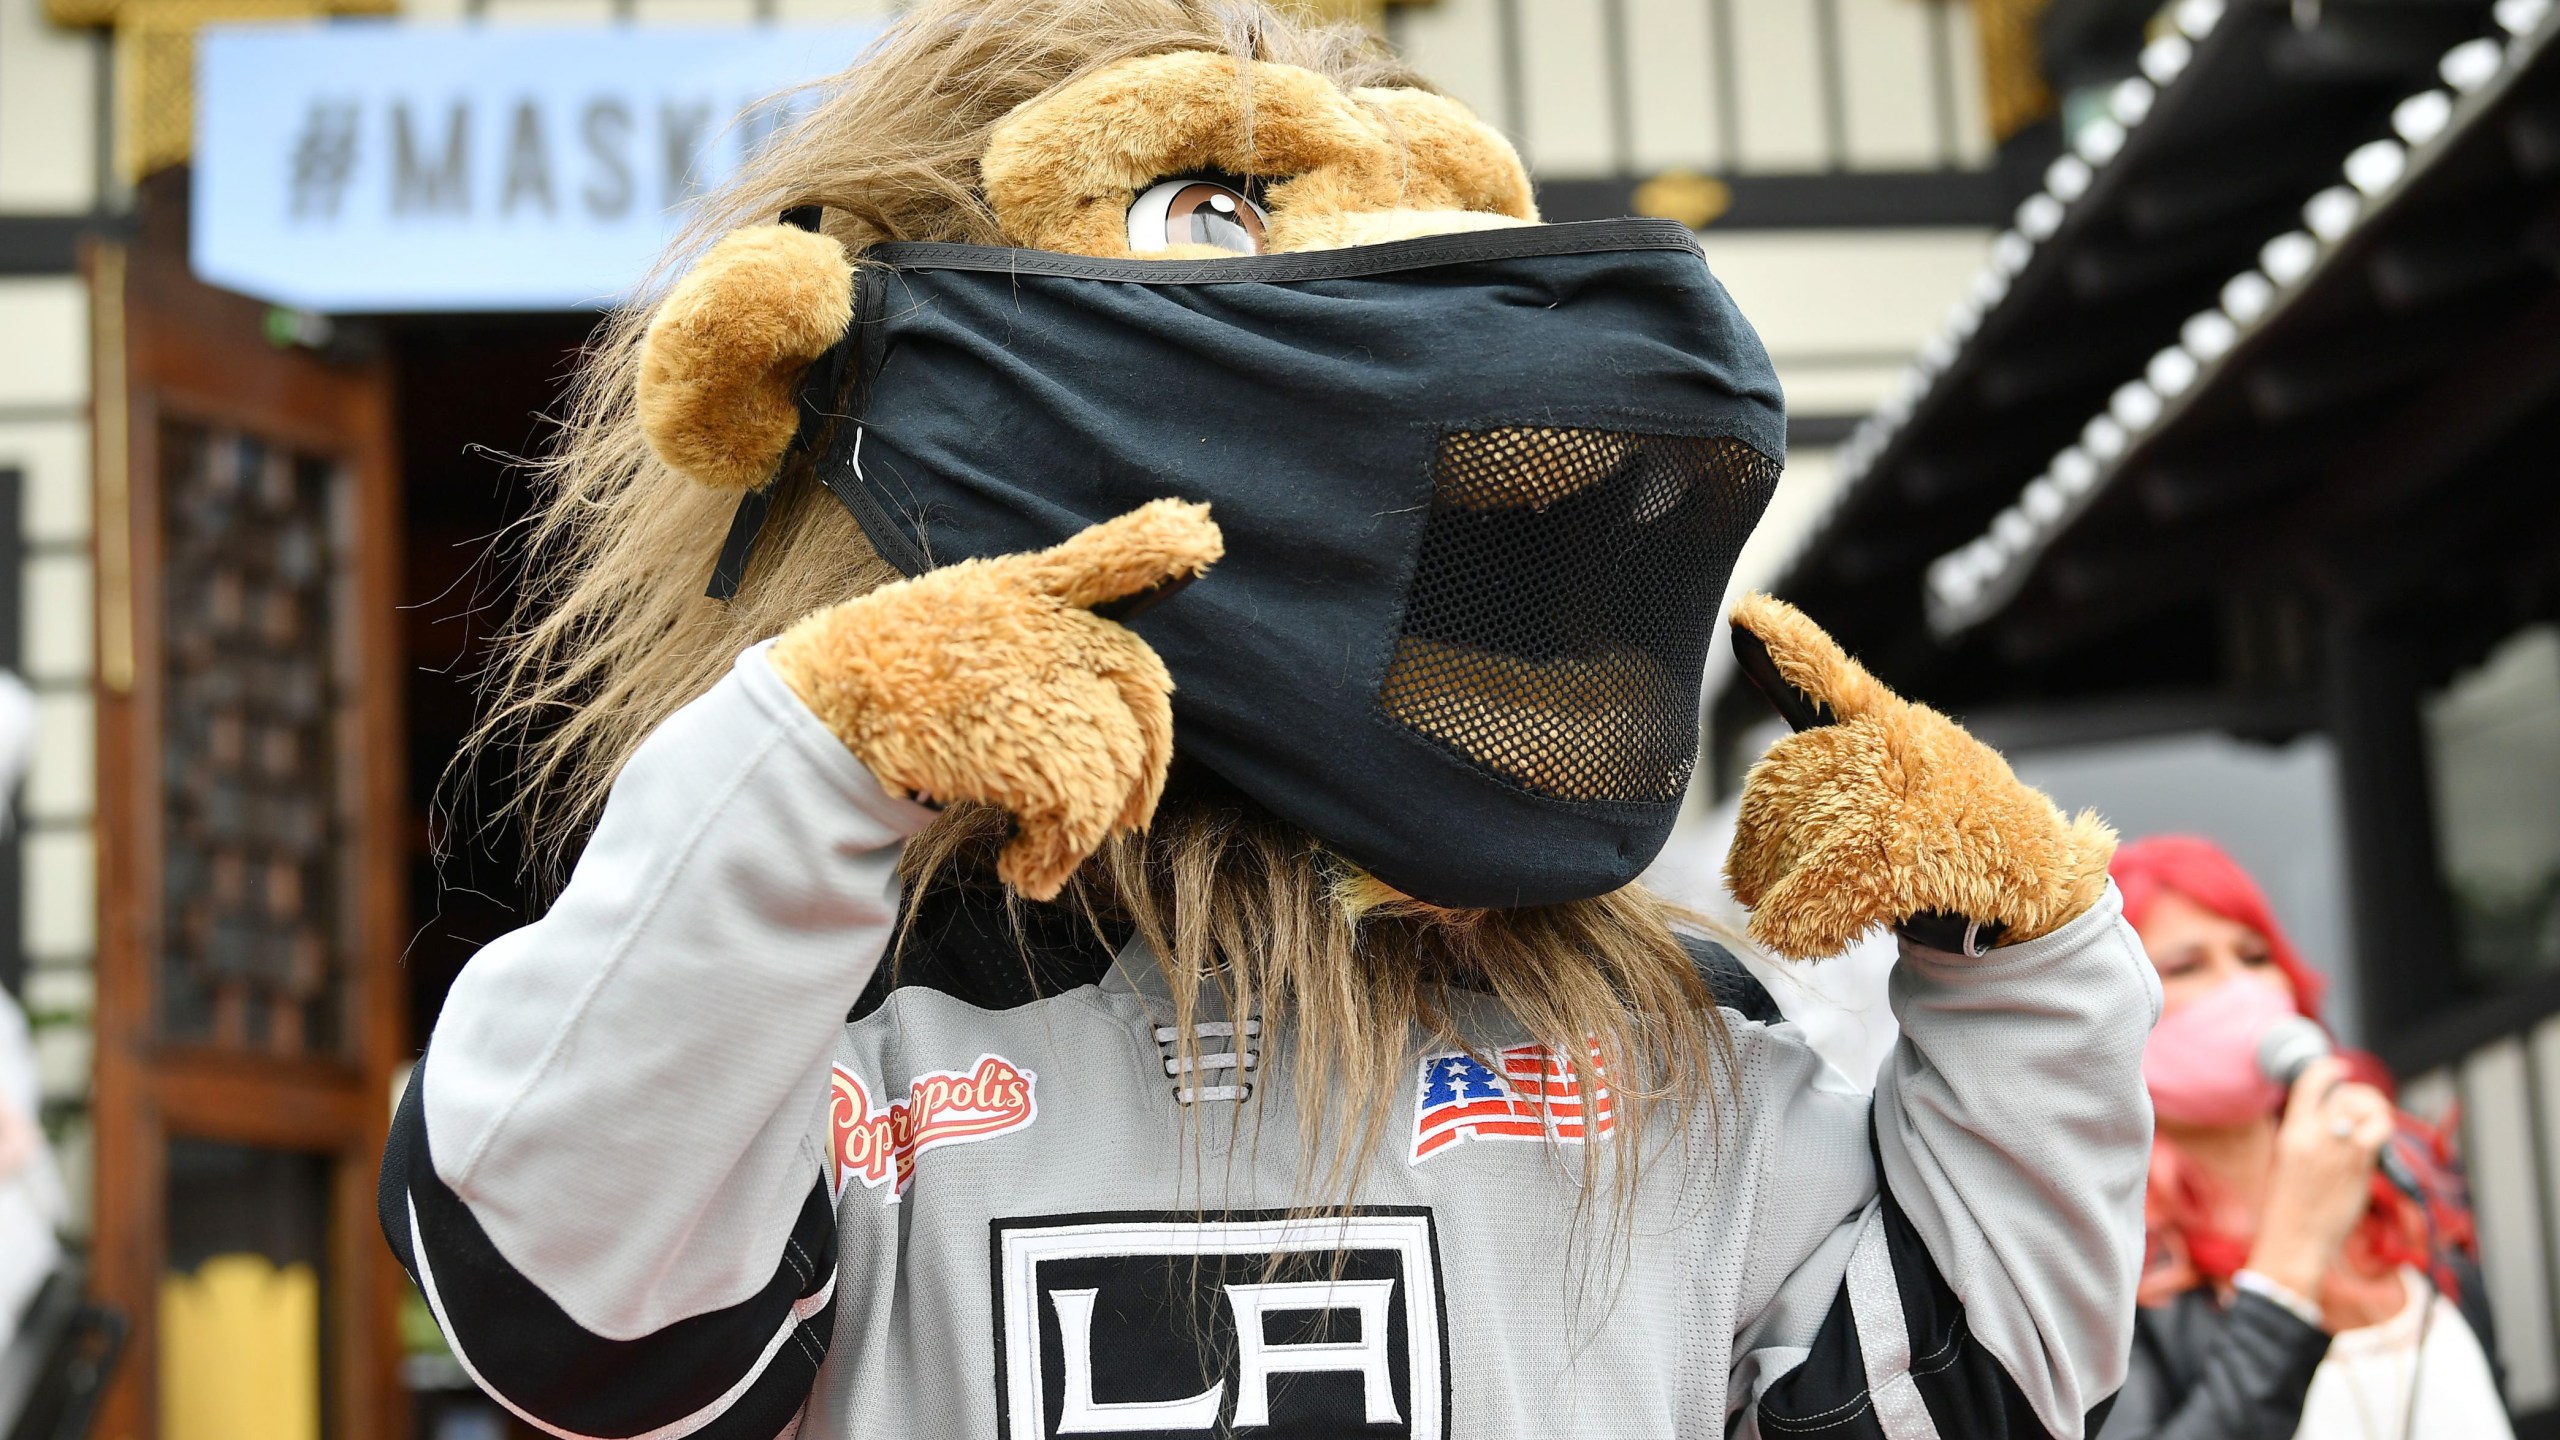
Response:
[2256,1016,2334,1090]
[2256,1017,2424,1199]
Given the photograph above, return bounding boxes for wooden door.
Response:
[88,174,408,1440]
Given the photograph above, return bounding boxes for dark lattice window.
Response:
[159,426,353,1056]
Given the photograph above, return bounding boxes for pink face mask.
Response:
[2144,972,2297,1127]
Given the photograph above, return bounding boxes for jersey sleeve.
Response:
[1729,886,2161,1440]
[378,642,935,1440]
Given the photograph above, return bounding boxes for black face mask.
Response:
[713,218,1785,909]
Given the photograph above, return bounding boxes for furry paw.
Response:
[768,500,1224,900]
[638,224,853,491]
[1724,593,2116,961]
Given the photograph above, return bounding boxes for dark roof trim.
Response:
[1788,413,1867,448]
[1766,0,2525,646]
[1925,3,2560,635]
[0,215,115,277]
[1536,170,2013,231]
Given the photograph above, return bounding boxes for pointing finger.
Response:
[1011,499,1225,613]
[1727,592,1900,724]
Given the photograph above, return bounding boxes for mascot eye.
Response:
[1126,176,1269,255]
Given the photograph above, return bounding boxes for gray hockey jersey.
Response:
[382,644,2162,1440]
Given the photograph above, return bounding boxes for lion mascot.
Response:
[380,4,2158,1438]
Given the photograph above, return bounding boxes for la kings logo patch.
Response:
[992,1210,1448,1439]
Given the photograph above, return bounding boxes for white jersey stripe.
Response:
[1847,1206,1944,1440]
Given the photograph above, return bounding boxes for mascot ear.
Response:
[637,223,855,492]
[1351,87,1538,222]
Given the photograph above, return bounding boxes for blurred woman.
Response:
[2100,835,2504,1440]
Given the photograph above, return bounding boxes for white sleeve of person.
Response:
[380,642,935,1440]
[1728,887,2162,1440]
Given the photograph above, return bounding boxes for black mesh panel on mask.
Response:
[1379,426,1782,804]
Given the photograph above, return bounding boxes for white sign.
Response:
[193,21,881,313]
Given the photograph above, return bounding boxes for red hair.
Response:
[2115,836,2475,1306]
[2114,835,2327,1021]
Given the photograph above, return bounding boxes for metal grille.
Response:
[160,425,353,1056]
[1379,425,1779,804]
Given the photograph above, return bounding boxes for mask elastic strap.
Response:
[705,204,832,602]
[705,487,774,601]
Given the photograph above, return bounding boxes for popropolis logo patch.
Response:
[830,1054,1037,1201]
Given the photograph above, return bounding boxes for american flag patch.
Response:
[1410,1044,1612,1164]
